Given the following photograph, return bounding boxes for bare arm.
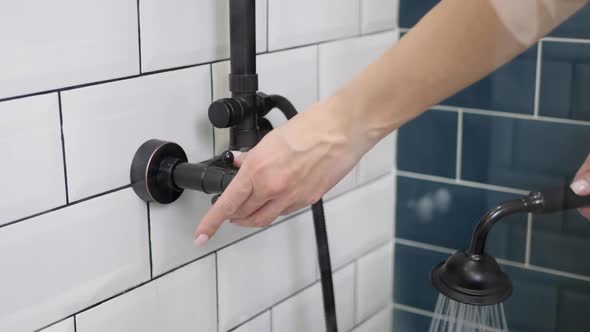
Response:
[333,0,588,144]
[194,0,588,244]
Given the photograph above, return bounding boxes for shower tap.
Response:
[131,0,278,204]
[129,2,339,331]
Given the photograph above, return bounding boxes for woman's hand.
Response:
[571,154,590,220]
[193,99,378,246]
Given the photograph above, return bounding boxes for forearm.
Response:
[327,0,587,147]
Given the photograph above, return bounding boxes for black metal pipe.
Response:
[229,0,259,150]
[173,162,236,194]
[467,198,530,255]
[230,0,256,78]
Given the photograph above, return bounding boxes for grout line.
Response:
[0,185,132,230]
[396,238,590,283]
[227,280,320,331]
[358,0,363,36]
[265,0,269,52]
[226,310,270,332]
[525,213,533,267]
[316,44,321,101]
[395,238,455,255]
[430,105,460,112]
[215,253,220,332]
[147,202,154,279]
[0,28,397,104]
[33,252,216,332]
[455,110,463,181]
[209,64,216,156]
[433,104,590,127]
[349,304,394,331]
[459,106,590,127]
[269,309,273,332]
[522,264,590,283]
[34,317,75,332]
[542,36,590,44]
[136,0,143,73]
[73,316,77,332]
[353,260,359,324]
[57,92,70,204]
[393,303,434,319]
[396,170,530,195]
[533,40,542,117]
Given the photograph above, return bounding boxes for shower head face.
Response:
[431,251,512,306]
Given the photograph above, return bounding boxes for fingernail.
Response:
[194,234,209,247]
[571,179,589,195]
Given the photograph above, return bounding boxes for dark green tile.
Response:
[442,46,538,115]
[461,113,590,190]
[398,0,438,28]
[549,4,590,39]
[393,309,432,331]
[531,209,590,276]
[397,110,457,178]
[539,41,590,121]
[396,176,527,262]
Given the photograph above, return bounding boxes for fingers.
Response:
[571,155,590,196]
[579,208,590,220]
[573,154,590,221]
[282,202,308,216]
[194,173,253,245]
[232,151,248,168]
[230,199,289,228]
[228,194,269,219]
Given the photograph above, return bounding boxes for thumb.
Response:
[571,175,590,195]
[572,154,590,195]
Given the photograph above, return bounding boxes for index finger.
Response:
[194,171,253,244]
[576,153,590,178]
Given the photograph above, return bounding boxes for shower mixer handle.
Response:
[130,139,237,204]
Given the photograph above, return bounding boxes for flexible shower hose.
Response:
[269,95,338,332]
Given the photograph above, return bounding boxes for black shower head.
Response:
[431,251,512,305]
[431,186,590,306]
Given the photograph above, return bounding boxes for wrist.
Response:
[323,85,393,153]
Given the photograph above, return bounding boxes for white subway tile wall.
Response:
[39,319,75,332]
[359,132,397,184]
[351,307,393,332]
[140,0,268,72]
[232,311,271,332]
[326,174,395,270]
[61,66,213,201]
[356,242,394,322]
[268,0,360,51]
[361,0,399,34]
[149,190,256,276]
[0,1,139,99]
[0,189,149,332]
[76,255,217,332]
[271,263,356,332]
[0,94,65,225]
[0,1,398,331]
[217,212,318,331]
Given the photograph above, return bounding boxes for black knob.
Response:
[208,98,245,128]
